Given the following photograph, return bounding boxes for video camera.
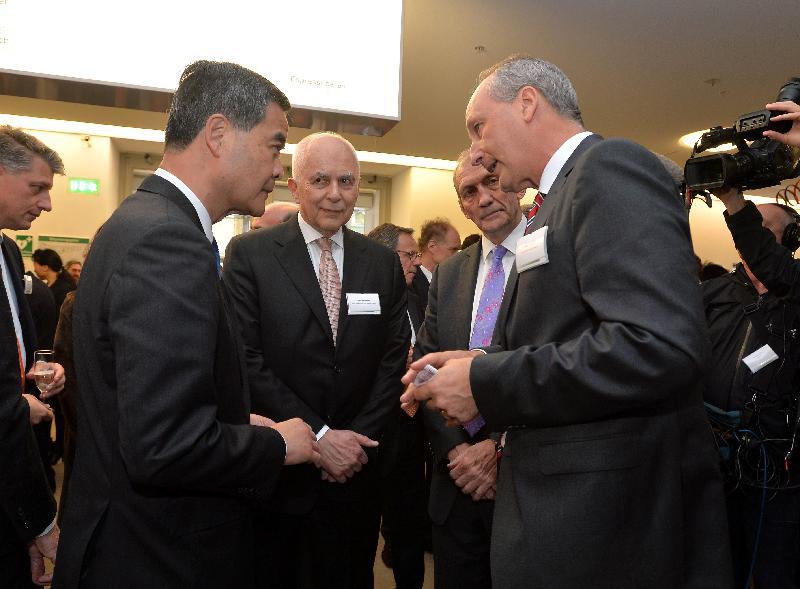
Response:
[684,77,800,192]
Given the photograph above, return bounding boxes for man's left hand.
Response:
[27,362,65,398]
[400,350,481,424]
[448,439,497,501]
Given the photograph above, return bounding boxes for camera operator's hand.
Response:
[711,186,746,215]
[763,101,800,147]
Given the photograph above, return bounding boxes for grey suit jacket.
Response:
[471,135,732,588]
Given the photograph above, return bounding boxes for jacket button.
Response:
[333,365,342,374]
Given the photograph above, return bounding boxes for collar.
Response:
[154,168,213,243]
[297,212,344,249]
[480,215,526,260]
[538,131,593,194]
[419,265,433,282]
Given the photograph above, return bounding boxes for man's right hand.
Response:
[764,101,800,147]
[270,418,321,467]
[318,429,379,483]
[22,394,54,425]
[28,523,58,586]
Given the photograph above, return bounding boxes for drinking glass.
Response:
[33,350,55,394]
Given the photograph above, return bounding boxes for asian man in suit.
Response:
[0,125,66,588]
[54,61,320,589]
[403,55,733,588]
[415,149,525,589]
[224,132,410,589]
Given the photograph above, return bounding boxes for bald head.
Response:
[292,132,360,179]
[252,201,299,229]
[757,203,796,244]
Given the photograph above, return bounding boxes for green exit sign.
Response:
[68,178,100,194]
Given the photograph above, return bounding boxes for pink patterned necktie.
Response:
[316,237,341,343]
[463,244,508,437]
[524,191,546,235]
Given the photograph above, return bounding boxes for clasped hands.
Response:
[448,440,497,501]
[400,350,482,426]
[248,415,379,482]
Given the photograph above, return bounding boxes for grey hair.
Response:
[0,126,64,174]
[164,60,291,150]
[367,223,414,250]
[478,55,583,125]
[452,149,471,193]
[292,132,360,179]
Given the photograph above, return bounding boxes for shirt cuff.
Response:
[316,425,330,441]
[37,518,56,538]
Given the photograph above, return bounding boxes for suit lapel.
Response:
[529,133,604,233]
[2,235,36,363]
[453,244,481,348]
[336,228,369,348]
[274,218,334,344]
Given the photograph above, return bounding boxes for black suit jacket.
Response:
[0,236,56,564]
[409,268,430,317]
[53,175,287,589]
[224,216,410,513]
[470,136,732,588]
[415,242,501,525]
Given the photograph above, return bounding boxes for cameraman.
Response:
[716,187,799,301]
[704,193,800,589]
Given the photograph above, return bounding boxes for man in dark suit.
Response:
[0,125,66,587]
[403,55,733,588]
[54,61,320,589]
[224,132,410,589]
[411,218,461,315]
[415,149,525,588]
[367,222,427,589]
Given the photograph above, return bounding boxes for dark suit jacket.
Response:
[48,271,75,313]
[410,268,430,317]
[415,242,499,525]
[53,175,287,589]
[0,236,56,567]
[470,136,732,588]
[224,216,410,513]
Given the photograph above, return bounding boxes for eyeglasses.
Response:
[396,249,421,262]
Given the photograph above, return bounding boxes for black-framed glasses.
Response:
[396,249,421,261]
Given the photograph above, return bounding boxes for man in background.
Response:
[415,149,525,588]
[251,201,299,229]
[0,125,65,587]
[411,218,460,312]
[368,222,427,589]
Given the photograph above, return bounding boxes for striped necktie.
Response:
[524,191,547,235]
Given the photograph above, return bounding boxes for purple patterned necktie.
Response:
[463,244,508,436]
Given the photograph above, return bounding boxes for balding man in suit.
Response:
[225,132,409,589]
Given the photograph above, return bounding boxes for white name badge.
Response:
[23,274,33,295]
[742,344,779,373]
[515,226,549,273]
[346,292,381,315]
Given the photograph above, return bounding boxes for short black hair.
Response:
[32,248,64,272]
[164,60,291,150]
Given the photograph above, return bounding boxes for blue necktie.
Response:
[463,245,507,436]
[212,239,221,277]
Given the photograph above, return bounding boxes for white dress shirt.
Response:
[297,213,344,284]
[419,265,433,283]
[154,168,214,243]
[470,217,527,333]
[538,131,594,195]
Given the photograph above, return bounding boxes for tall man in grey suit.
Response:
[415,149,525,588]
[54,61,320,589]
[403,55,733,588]
[0,126,66,588]
[225,132,410,589]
